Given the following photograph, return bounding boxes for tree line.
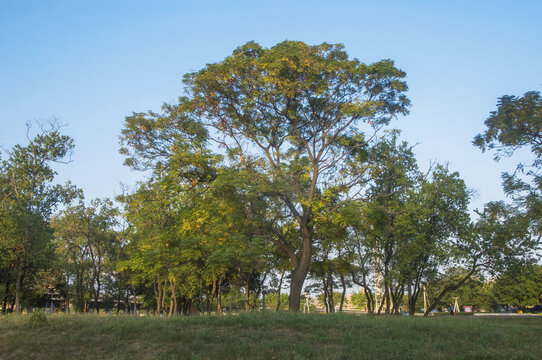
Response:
[1,41,540,315]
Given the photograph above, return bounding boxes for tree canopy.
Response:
[181,40,410,311]
[1,44,540,316]
[0,121,77,313]
[474,91,542,234]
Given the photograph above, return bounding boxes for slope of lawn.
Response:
[0,312,540,359]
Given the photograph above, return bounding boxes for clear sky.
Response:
[1,0,541,212]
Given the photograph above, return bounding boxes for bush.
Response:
[28,310,48,328]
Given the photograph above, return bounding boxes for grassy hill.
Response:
[1,312,540,359]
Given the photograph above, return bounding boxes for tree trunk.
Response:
[155,278,163,315]
[95,250,103,314]
[76,271,84,312]
[245,279,250,312]
[14,265,23,314]
[339,274,346,313]
[116,285,121,314]
[95,276,101,314]
[364,287,374,314]
[11,293,16,313]
[124,287,130,313]
[209,279,217,315]
[410,288,419,315]
[323,277,329,313]
[217,277,223,315]
[391,286,403,314]
[168,278,176,317]
[168,286,174,317]
[407,284,413,315]
[288,224,312,312]
[387,287,392,314]
[65,274,70,313]
[117,279,123,314]
[377,287,388,314]
[251,272,267,310]
[188,298,193,315]
[160,280,166,315]
[351,272,374,314]
[276,270,284,312]
[132,286,137,315]
[328,275,335,313]
[183,298,192,316]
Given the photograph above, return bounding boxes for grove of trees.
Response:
[1,42,540,316]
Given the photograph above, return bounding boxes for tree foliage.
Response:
[182,41,410,311]
[474,90,542,234]
[3,46,539,317]
[0,121,76,313]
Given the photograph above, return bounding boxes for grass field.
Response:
[0,312,541,359]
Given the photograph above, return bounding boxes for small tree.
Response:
[52,198,118,313]
[492,263,542,309]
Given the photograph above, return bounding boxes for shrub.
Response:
[28,311,48,328]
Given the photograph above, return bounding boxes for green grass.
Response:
[0,312,541,359]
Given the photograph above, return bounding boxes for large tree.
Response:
[183,41,409,310]
[473,90,542,234]
[0,121,76,313]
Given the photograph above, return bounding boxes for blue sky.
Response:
[1,0,541,212]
